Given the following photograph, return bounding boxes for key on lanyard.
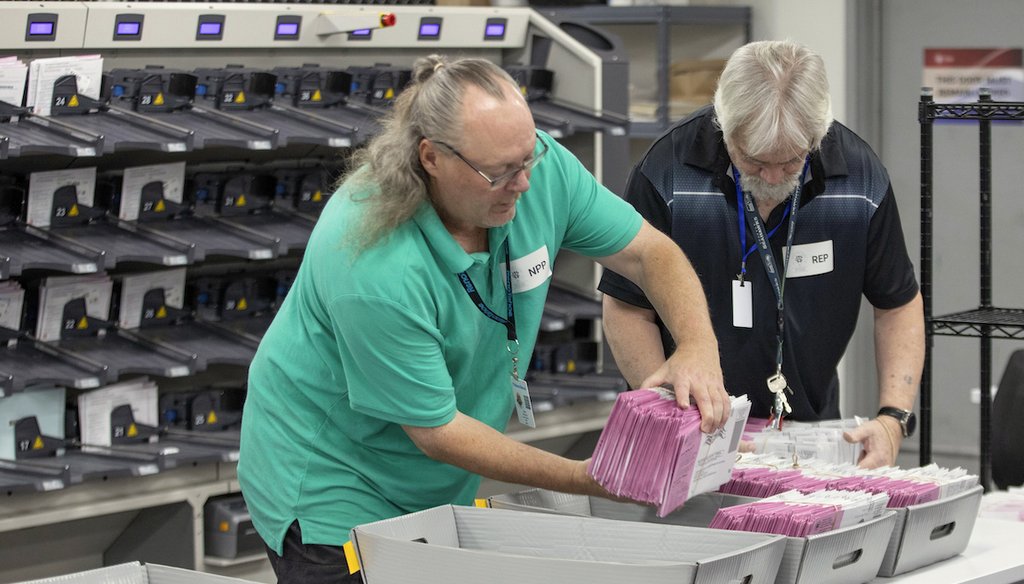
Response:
[767,368,792,430]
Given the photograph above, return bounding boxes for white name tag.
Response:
[785,240,834,278]
[509,245,551,293]
[732,279,752,328]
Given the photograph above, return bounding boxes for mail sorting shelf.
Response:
[918,89,1024,490]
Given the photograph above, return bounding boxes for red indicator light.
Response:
[380,13,396,28]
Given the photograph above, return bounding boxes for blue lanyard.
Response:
[457,239,516,343]
[735,194,791,281]
[731,160,810,372]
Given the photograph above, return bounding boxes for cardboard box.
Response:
[350,504,787,584]
[490,489,898,584]
[876,484,983,577]
[669,59,727,105]
[16,561,261,583]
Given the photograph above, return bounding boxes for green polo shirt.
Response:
[238,131,642,553]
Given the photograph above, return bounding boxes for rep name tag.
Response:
[785,240,834,278]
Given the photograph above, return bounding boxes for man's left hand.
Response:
[844,417,902,468]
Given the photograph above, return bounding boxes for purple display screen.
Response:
[276,22,299,36]
[485,23,505,37]
[116,21,141,35]
[198,22,222,36]
[28,21,54,36]
[419,23,440,37]
[351,28,370,36]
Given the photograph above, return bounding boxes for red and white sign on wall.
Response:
[923,48,1023,102]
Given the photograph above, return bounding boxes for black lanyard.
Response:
[456,239,516,343]
[732,161,810,375]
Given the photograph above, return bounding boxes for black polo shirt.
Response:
[600,105,918,420]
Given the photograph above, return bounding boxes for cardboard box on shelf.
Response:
[350,504,787,584]
[670,58,727,107]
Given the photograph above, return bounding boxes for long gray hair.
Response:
[342,55,519,251]
[713,40,833,157]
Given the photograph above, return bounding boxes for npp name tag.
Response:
[785,240,834,278]
[511,375,536,428]
[509,245,551,293]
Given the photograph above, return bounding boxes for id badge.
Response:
[732,279,752,328]
[511,375,536,428]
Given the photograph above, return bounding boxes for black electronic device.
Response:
[60,298,112,339]
[504,65,555,101]
[138,288,188,328]
[194,68,275,111]
[13,416,66,459]
[218,174,276,217]
[110,404,159,444]
[50,75,108,116]
[205,495,263,559]
[109,68,197,113]
[272,66,351,109]
[189,390,242,432]
[138,181,186,221]
[347,65,410,107]
[50,184,104,227]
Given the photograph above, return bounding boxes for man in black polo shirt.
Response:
[599,40,923,468]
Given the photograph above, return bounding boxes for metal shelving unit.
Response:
[538,5,750,139]
[919,88,1024,491]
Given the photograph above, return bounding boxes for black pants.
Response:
[264,521,363,584]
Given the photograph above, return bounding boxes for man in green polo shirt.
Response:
[238,54,729,584]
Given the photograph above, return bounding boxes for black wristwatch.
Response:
[877,407,916,438]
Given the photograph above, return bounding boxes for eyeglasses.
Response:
[432,133,549,190]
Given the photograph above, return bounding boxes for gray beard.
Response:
[739,172,800,207]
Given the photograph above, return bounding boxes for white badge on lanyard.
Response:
[511,375,536,428]
[732,279,752,328]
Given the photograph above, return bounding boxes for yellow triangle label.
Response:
[236,194,247,207]
[237,297,248,311]
[127,423,138,438]
[384,88,395,100]
[156,306,167,319]
[69,203,80,217]
[32,436,45,450]
[312,190,322,202]
[154,199,166,212]
[69,94,80,107]
[235,91,246,104]
[312,89,322,102]
[208,410,218,424]
[154,92,165,106]
[76,316,89,330]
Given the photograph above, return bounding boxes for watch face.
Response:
[905,412,917,437]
